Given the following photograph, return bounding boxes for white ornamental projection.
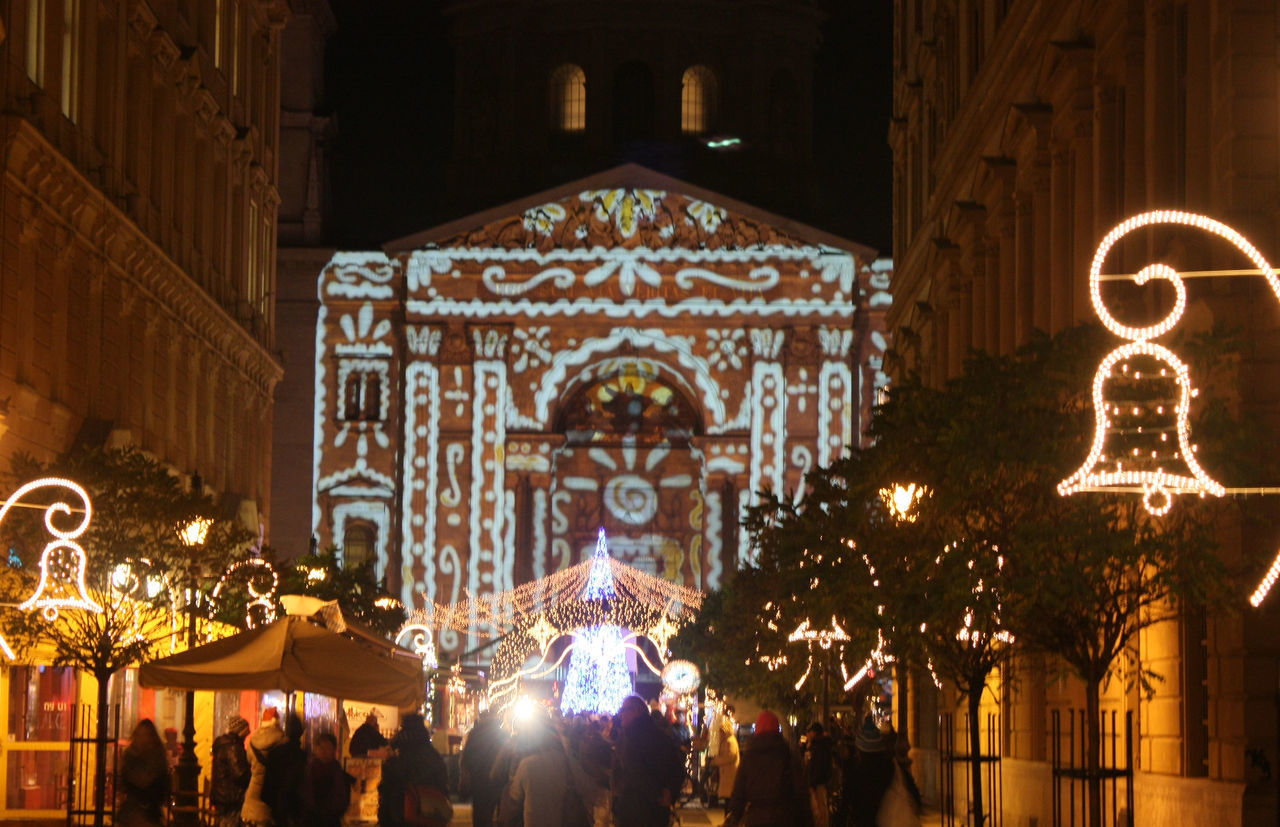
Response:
[312,181,886,646]
[1054,211,1280,605]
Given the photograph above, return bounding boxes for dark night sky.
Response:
[322,1,893,256]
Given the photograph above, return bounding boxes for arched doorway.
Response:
[544,359,709,588]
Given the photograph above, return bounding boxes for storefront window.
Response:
[5,750,69,810]
[7,666,75,742]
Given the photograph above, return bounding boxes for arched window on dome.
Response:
[342,523,375,570]
[681,65,718,134]
[550,64,586,132]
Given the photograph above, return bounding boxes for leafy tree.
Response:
[0,446,252,825]
[707,325,1252,827]
[278,548,407,638]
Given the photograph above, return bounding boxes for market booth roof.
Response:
[139,615,425,709]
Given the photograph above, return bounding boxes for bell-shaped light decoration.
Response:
[6,478,102,620]
[1060,211,1278,515]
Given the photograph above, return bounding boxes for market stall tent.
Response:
[139,615,425,709]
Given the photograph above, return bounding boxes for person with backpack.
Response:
[241,708,287,826]
[725,711,813,827]
[210,715,252,827]
[378,713,451,827]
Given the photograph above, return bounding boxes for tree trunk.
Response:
[968,684,985,827]
[92,669,112,827]
[1085,677,1102,827]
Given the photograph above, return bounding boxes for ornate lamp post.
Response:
[173,514,211,826]
[788,618,851,723]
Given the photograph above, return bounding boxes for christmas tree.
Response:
[560,529,633,715]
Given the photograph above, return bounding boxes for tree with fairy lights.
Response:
[698,325,1258,827]
[561,529,633,715]
[0,447,251,827]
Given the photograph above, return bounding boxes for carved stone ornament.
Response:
[438,189,809,252]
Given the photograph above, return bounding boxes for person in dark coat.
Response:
[837,718,897,827]
[210,715,252,827]
[378,713,449,827]
[116,719,171,827]
[805,722,835,827]
[611,695,685,827]
[349,711,389,757]
[263,713,308,827]
[460,711,507,827]
[726,710,813,827]
[302,732,353,827]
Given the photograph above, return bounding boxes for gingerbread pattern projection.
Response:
[7,478,102,625]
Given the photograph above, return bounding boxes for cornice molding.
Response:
[1,117,282,397]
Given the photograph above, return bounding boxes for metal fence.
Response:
[1050,709,1134,827]
[939,710,1002,827]
[68,703,120,826]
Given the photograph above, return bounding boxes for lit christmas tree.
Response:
[561,529,633,715]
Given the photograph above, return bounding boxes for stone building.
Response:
[0,0,286,816]
[309,166,890,650]
[0,0,285,513]
[891,1,1280,823]
[444,0,823,228]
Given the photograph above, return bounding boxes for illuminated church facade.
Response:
[309,167,889,634]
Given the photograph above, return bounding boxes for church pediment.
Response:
[436,188,809,253]
[386,164,876,261]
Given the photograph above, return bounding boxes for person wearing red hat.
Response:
[724,711,813,826]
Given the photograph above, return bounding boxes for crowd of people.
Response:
[113,698,922,827]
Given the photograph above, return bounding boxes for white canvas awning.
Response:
[139,615,425,709]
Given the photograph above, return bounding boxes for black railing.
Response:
[939,710,1002,827]
[1050,709,1134,827]
[68,703,120,826]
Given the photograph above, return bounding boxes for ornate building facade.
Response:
[891,1,1280,823]
[0,0,285,516]
[311,167,889,648]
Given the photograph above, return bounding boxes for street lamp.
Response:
[173,513,210,826]
[788,617,851,724]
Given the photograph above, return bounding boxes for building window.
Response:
[550,64,586,132]
[26,0,46,86]
[681,65,717,134]
[341,371,384,422]
[59,0,80,121]
[342,524,375,570]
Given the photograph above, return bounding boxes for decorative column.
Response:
[747,329,785,567]
[817,327,854,467]
[400,324,442,608]
[467,326,510,641]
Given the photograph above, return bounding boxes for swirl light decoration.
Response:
[395,622,439,671]
[7,478,101,622]
[1059,211,1278,515]
[212,558,279,629]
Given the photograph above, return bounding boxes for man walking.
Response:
[612,696,685,827]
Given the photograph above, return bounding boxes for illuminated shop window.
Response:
[551,64,586,132]
[681,65,717,134]
[5,665,75,812]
